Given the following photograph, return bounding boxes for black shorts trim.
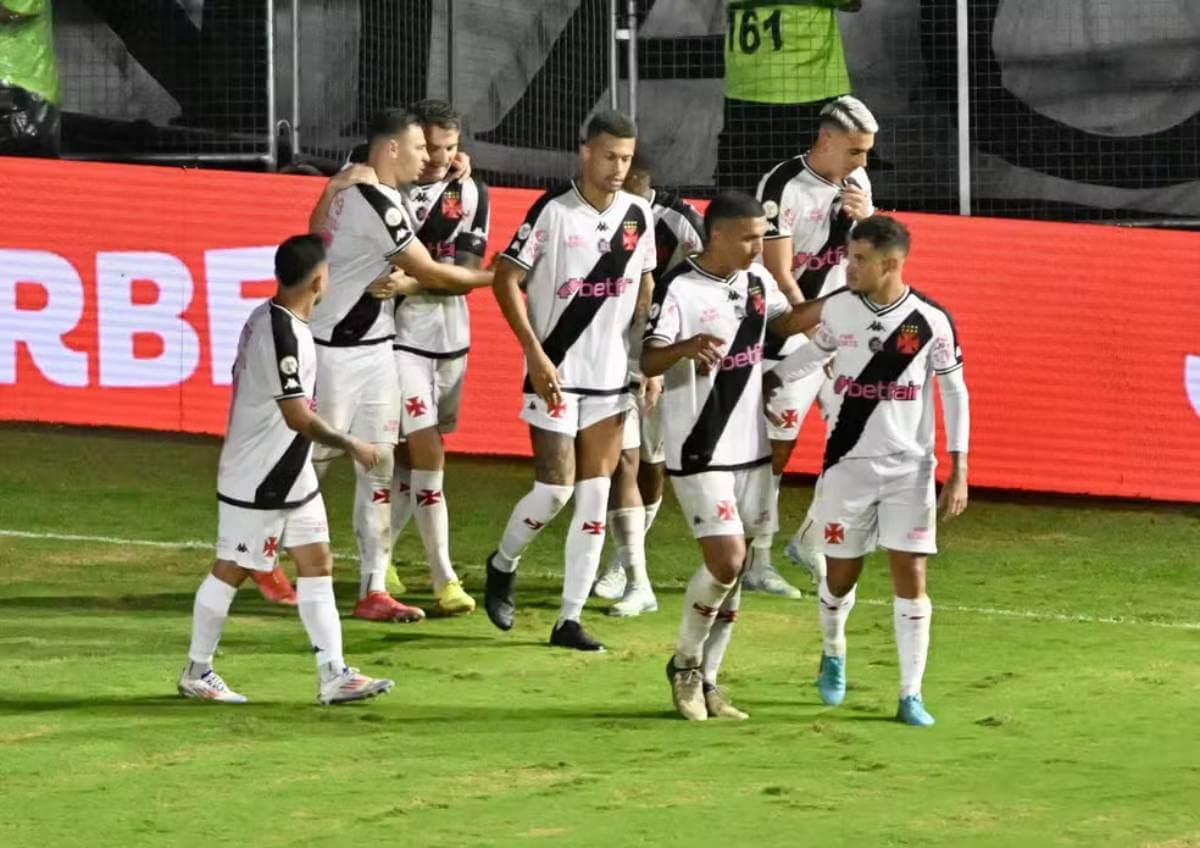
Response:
[559,386,632,397]
[216,488,321,511]
[666,456,771,477]
[314,335,395,348]
[392,344,469,360]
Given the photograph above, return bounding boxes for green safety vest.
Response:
[0,0,60,104]
[724,0,852,105]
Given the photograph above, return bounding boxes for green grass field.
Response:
[1,423,1198,847]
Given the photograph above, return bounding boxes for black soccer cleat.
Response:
[549,619,606,652]
[484,552,516,632]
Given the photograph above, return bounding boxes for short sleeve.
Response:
[354,185,416,257]
[929,311,964,375]
[266,308,306,400]
[502,196,553,270]
[644,282,681,345]
[454,179,490,258]
[757,173,792,239]
[763,274,789,321]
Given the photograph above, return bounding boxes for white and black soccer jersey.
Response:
[311,183,416,346]
[648,188,705,281]
[502,181,656,395]
[805,287,963,469]
[757,155,873,360]
[394,177,490,358]
[644,259,789,475]
[217,301,319,509]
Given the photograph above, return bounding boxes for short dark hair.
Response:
[409,98,462,132]
[275,234,326,288]
[850,215,911,254]
[584,109,637,142]
[703,191,764,231]
[367,108,421,144]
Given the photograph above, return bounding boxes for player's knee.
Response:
[536,481,574,517]
[367,444,394,483]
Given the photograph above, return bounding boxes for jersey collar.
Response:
[858,286,911,316]
[802,154,847,189]
[687,256,737,285]
[270,300,309,324]
[571,180,617,216]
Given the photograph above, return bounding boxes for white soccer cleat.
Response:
[666,657,707,721]
[705,686,750,720]
[608,582,658,617]
[743,557,805,599]
[784,521,827,584]
[317,667,395,705]
[592,558,627,600]
[177,669,248,704]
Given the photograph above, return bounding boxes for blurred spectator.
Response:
[0,0,60,156]
[717,0,861,188]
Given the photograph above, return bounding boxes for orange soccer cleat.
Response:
[351,591,425,623]
[252,565,297,606]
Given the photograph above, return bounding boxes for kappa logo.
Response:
[236,543,248,553]
[596,221,609,232]
[283,377,300,391]
[868,321,885,332]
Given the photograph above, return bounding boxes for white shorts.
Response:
[215,494,330,572]
[670,463,777,539]
[313,344,401,454]
[396,349,467,435]
[765,363,824,441]
[814,455,938,558]
[520,391,630,437]
[621,406,641,452]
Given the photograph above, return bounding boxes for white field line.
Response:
[3,528,1199,632]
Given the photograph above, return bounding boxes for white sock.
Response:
[353,448,394,598]
[643,497,662,534]
[187,574,237,668]
[675,566,734,668]
[610,505,649,587]
[894,595,932,698]
[412,469,456,589]
[558,476,612,623]
[747,475,782,566]
[297,576,345,671]
[818,577,856,658]
[390,464,414,545]
[702,578,742,686]
[495,481,573,572]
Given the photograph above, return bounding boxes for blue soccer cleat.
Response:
[895,694,936,727]
[816,654,846,706]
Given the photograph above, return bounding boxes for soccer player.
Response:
[593,149,706,617]
[383,99,491,617]
[484,109,657,651]
[768,215,970,727]
[177,234,395,705]
[642,191,827,721]
[749,94,878,599]
[308,108,492,623]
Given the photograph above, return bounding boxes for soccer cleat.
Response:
[177,669,248,704]
[784,523,827,584]
[549,619,606,652]
[252,565,297,606]
[816,653,847,706]
[433,580,476,616]
[317,667,395,705]
[484,552,516,631]
[351,591,425,623]
[608,582,658,617]
[743,557,805,599]
[704,685,750,720]
[592,558,627,600]
[895,694,936,727]
[384,563,408,597]
[665,656,706,721]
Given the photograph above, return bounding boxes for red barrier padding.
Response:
[1,157,1197,501]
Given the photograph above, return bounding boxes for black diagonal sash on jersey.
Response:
[653,217,680,282]
[764,208,855,359]
[521,203,648,394]
[416,180,462,252]
[822,309,934,471]
[254,432,312,508]
[678,274,768,475]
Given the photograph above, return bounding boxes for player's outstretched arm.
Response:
[641,334,724,378]
[392,238,492,293]
[936,367,970,520]
[277,397,379,470]
[768,296,830,338]
[308,165,379,233]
